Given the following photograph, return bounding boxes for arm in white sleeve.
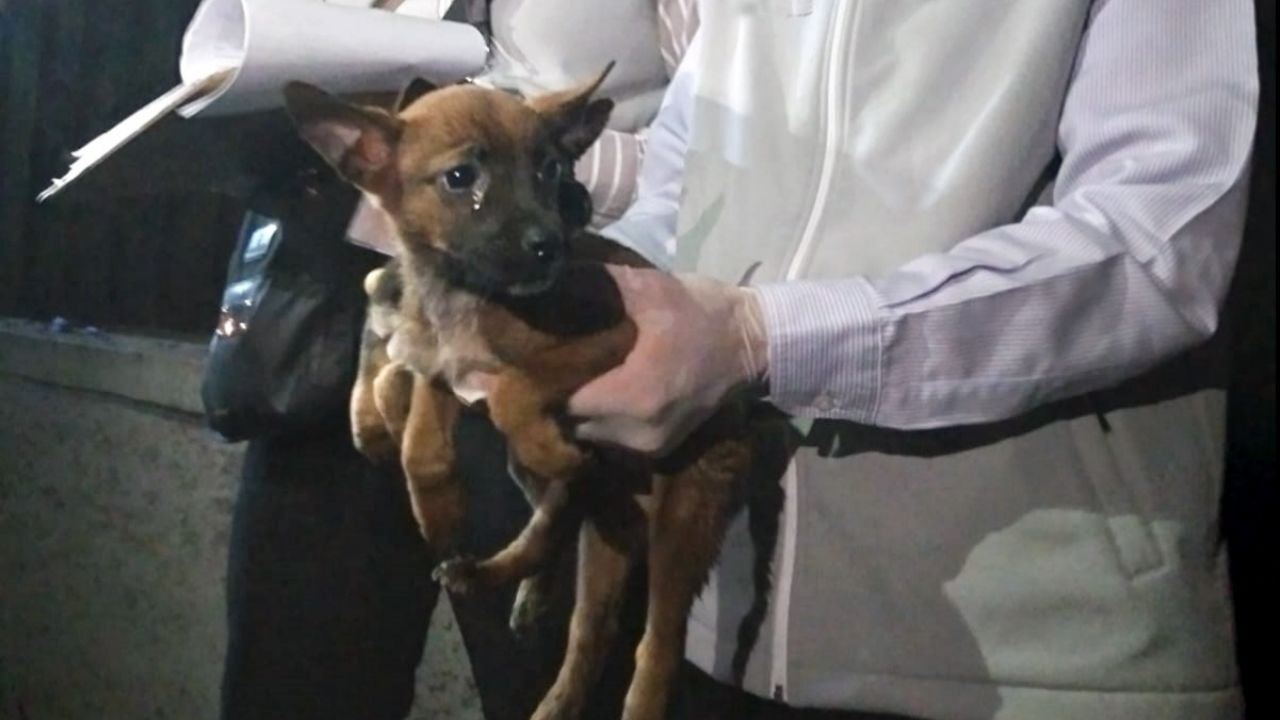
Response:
[754,0,1260,427]
[572,0,701,230]
[598,30,702,268]
[574,129,649,229]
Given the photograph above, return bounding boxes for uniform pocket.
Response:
[1067,410,1167,580]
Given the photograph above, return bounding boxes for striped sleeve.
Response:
[657,0,699,77]
[575,0,699,230]
[576,129,648,229]
[754,0,1259,426]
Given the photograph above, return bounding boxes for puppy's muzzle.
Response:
[520,226,565,267]
[498,225,567,296]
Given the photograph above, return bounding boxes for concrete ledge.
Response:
[0,316,484,719]
[0,318,208,415]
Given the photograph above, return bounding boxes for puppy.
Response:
[285,73,780,720]
[354,175,596,637]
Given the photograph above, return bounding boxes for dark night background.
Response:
[0,0,1273,716]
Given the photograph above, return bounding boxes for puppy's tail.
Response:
[730,457,785,688]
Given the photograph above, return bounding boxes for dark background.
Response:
[0,0,248,337]
[0,0,1274,715]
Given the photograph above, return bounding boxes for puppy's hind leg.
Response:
[530,519,634,720]
[623,436,749,720]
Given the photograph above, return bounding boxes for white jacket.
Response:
[604,1,1259,717]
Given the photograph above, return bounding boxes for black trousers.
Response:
[220,422,430,720]
[220,413,564,720]
[220,406,657,720]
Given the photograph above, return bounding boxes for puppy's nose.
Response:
[520,227,564,265]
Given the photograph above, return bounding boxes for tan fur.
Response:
[286,74,773,720]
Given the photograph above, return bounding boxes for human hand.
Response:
[568,266,767,455]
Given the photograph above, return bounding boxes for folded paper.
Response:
[38,0,486,202]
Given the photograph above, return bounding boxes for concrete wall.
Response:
[0,320,480,720]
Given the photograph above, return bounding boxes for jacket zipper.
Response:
[771,0,860,702]
[785,0,858,283]
[770,464,800,701]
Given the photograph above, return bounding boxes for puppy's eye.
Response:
[537,157,564,185]
[441,164,479,192]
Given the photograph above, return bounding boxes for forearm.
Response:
[578,0,699,236]
[756,0,1259,427]
[575,129,647,229]
[599,29,701,267]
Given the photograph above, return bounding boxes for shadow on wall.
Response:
[0,361,482,720]
[0,374,242,719]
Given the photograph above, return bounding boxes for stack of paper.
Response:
[38,0,487,202]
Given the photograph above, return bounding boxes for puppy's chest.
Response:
[412,283,503,405]
[395,270,571,406]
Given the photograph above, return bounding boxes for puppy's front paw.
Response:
[432,556,480,596]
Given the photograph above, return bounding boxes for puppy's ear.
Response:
[527,63,615,160]
[283,81,403,195]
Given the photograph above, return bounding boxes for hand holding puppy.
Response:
[569,266,768,456]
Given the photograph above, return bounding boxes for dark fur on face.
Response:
[283,73,612,296]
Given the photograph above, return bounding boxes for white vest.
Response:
[678,2,1242,718]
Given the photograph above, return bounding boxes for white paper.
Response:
[36,70,233,203]
[37,0,487,201]
[179,0,487,117]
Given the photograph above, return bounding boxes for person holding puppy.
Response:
[571,2,1259,719]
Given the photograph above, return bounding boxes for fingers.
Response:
[575,407,704,457]
[574,416,666,455]
[566,300,672,420]
[570,265,728,456]
[604,263,687,316]
[566,364,633,419]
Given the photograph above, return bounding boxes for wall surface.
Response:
[0,321,480,720]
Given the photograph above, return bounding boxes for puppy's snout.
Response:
[520,227,565,265]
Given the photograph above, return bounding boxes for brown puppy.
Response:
[354,185,595,637]
[285,75,776,720]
